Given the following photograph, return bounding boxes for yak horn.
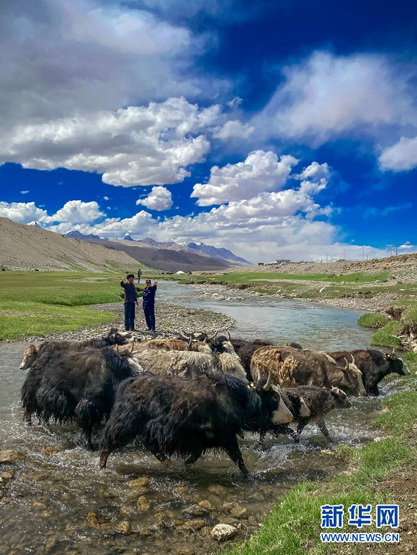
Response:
[392,348,396,355]
[178,329,190,341]
[343,357,349,370]
[206,329,218,342]
[263,372,272,391]
[130,339,135,354]
[188,336,193,350]
[227,330,231,341]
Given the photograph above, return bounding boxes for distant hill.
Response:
[63,232,229,272]
[186,242,251,265]
[66,230,102,240]
[0,218,139,272]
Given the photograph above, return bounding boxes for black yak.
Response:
[328,349,410,396]
[99,372,293,474]
[19,328,131,370]
[258,385,352,446]
[21,346,140,447]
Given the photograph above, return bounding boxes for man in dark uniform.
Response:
[120,274,138,331]
[142,279,157,331]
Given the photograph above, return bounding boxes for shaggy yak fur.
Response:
[260,385,352,445]
[230,338,274,379]
[129,349,247,382]
[19,328,130,370]
[328,349,410,396]
[116,338,189,356]
[21,346,137,447]
[99,372,293,474]
[251,346,366,395]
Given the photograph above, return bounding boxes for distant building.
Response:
[265,259,292,265]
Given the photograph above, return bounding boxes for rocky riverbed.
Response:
[172,282,396,313]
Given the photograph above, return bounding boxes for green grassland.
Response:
[0,271,148,340]
[225,360,417,555]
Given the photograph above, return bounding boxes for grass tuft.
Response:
[357,312,388,329]
[371,321,402,348]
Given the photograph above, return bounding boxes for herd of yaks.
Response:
[17,329,410,475]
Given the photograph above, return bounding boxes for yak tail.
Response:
[35,384,73,423]
[75,398,104,430]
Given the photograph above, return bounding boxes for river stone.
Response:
[173,486,190,496]
[138,495,150,511]
[33,501,47,510]
[181,519,205,531]
[139,529,153,537]
[183,504,209,517]
[207,485,227,496]
[230,506,247,518]
[2,471,15,480]
[86,512,100,529]
[211,524,237,541]
[126,486,149,499]
[247,492,264,502]
[116,521,132,535]
[128,477,150,488]
[198,500,213,511]
[42,446,59,456]
[0,450,25,464]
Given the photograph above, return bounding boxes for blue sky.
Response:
[0,0,416,262]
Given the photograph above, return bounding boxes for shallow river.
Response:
[0,282,385,554]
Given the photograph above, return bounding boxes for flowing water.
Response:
[0,282,386,554]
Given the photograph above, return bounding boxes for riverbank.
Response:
[225,364,417,555]
[1,300,234,344]
[158,254,417,351]
[0,272,234,342]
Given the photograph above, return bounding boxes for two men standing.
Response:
[120,274,157,332]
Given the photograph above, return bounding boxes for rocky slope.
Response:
[0,217,139,272]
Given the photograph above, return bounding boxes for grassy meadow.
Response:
[0,271,150,340]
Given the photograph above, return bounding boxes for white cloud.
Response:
[254,51,415,146]
[103,196,109,201]
[296,162,332,195]
[136,186,173,210]
[213,120,254,140]
[379,136,417,171]
[87,210,155,238]
[0,0,230,145]
[42,200,105,225]
[0,201,47,224]
[399,242,415,250]
[0,98,215,186]
[191,150,298,206]
[20,190,30,195]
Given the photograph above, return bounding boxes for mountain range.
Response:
[64,231,251,270]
